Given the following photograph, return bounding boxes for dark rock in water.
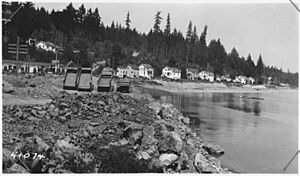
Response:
[202,144,225,158]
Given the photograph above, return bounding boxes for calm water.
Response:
[151,91,298,173]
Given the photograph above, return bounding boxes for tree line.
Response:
[2,2,298,86]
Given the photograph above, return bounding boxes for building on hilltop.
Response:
[36,41,61,53]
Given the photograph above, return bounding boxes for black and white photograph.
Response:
[2,0,299,174]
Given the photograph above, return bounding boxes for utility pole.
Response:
[16,36,19,61]
[55,51,58,74]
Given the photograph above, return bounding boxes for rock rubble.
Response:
[3,90,230,173]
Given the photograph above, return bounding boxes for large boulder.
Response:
[159,153,179,167]
[158,131,183,154]
[202,144,225,158]
[7,163,29,173]
[52,138,82,160]
[194,153,218,173]
[124,122,144,144]
[148,101,162,114]
[136,151,151,160]
[141,126,158,146]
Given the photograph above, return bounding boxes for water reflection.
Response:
[223,94,262,116]
[152,91,298,173]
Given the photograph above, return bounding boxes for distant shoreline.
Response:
[138,79,298,94]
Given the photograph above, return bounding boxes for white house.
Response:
[220,74,232,82]
[199,71,214,82]
[116,65,139,78]
[116,65,128,78]
[162,66,181,80]
[139,64,154,79]
[127,64,139,78]
[248,77,255,84]
[36,41,60,53]
[234,76,251,85]
[186,68,199,80]
[216,75,221,82]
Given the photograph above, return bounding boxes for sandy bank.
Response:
[139,79,298,93]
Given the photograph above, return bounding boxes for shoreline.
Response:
[138,79,298,94]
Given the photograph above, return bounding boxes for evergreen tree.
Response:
[192,26,198,42]
[186,21,193,41]
[256,54,264,83]
[153,11,162,33]
[199,25,207,46]
[125,11,131,29]
[76,4,86,24]
[245,54,256,77]
[164,13,171,35]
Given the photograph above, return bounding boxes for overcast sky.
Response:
[35,1,299,72]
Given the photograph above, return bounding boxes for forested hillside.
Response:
[2,2,298,86]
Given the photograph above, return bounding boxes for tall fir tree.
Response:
[153,11,162,33]
[186,21,193,41]
[125,11,131,29]
[256,54,264,83]
[164,13,171,35]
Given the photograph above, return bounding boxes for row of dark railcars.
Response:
[63,67,132,93]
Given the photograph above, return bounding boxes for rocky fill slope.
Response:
[3,90,229,173]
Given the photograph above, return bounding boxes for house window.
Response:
[4,66,7,70]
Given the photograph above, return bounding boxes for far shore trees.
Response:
[3,2,297,86]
